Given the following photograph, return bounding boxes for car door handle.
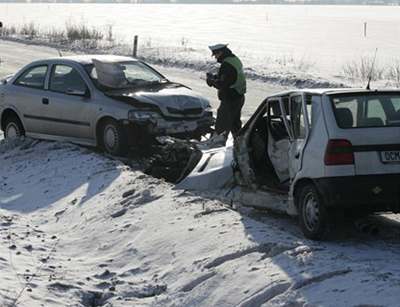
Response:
[42,98,49,105]
[295,152,300,159]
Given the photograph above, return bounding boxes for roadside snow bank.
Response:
[1,138,400,307]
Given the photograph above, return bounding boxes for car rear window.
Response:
[331,93,400,128]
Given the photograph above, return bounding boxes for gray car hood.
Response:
[107,84,209,116]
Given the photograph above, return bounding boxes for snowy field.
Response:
[1,4,400,86]
[1,41,400,306]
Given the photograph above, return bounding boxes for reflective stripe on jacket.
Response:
[223,56,246,95]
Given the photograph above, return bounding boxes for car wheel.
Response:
[4,116,25,139]
[101,119,128,156]
[297,183,329,240]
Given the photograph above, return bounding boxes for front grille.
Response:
[167,107,203,116]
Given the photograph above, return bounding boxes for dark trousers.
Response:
[215,95,245,137]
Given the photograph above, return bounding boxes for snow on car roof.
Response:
[34,54,137,65]
[267,88,400,98]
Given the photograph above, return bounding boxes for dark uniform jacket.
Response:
[208,49,243,102]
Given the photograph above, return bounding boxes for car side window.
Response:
[290,96,306,139]
[14,65,48,89]
[365,99,386,125]
[392,98,400,112]
[267,100,289,141]
[49,65,87,94]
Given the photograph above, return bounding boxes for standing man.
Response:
[206,43,246,143]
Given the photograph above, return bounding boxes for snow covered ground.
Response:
[2,132,400,307]
[1,41,400,307]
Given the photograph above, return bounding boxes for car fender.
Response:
[93,111,128,145]
[0,104,26,131]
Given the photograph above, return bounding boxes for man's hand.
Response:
[206,73,217,87]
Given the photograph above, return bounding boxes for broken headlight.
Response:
[128,110,161,121]
[204,105,213,117]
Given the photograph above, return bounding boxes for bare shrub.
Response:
[44,28,66,43]
[20,22,38,38]
[181,37,189,50]
[275,54,295,67]
[269,54,315,73]
[342,56,385,81]
[106,24,114,43]
[386,60,400,87]
[65,22,103,42]
[1,25,17,36]
[145,37,152,48]
[1,20,118,51]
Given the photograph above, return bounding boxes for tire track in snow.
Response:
[291,268,352,290]
[205,243,295,269]
[236,281,292,307]
[237,269,352,307]
[180,271,217,292]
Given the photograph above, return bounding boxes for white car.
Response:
[0,55,213,155]
[181,88,400,240]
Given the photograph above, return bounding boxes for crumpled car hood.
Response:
[107,84,209,114]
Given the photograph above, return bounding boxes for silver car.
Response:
[0,55,213,155]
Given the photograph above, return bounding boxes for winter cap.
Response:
[208,43,228,54]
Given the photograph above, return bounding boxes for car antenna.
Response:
[366,48,378,90]
[57,49,63,57]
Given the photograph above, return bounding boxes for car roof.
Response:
[267,88,400,98]
[30,54,138,66]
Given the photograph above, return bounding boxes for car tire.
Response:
[101,119,128,156]
[4,115,25,139]
[297,183,329,240]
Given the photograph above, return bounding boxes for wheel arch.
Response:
[292,178,317,208]
[1,108,24,132]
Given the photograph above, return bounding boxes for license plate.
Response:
[168,121,197,132]
[381,151,400,163]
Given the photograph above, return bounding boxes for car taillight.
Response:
[324,139,354,165]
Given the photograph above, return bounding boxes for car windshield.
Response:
[331,93,400,128]
[84,61,166,90]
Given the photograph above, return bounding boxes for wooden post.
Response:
[133,35,138,57]
[364,22,367,37]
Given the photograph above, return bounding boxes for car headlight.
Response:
[204,105,213,117]
[128,110,160,121]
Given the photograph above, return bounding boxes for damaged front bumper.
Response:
[123,113,214,141]
[176,136,235,191]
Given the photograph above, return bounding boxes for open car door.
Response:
[233,96,293,191]
[284,93,311,180]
